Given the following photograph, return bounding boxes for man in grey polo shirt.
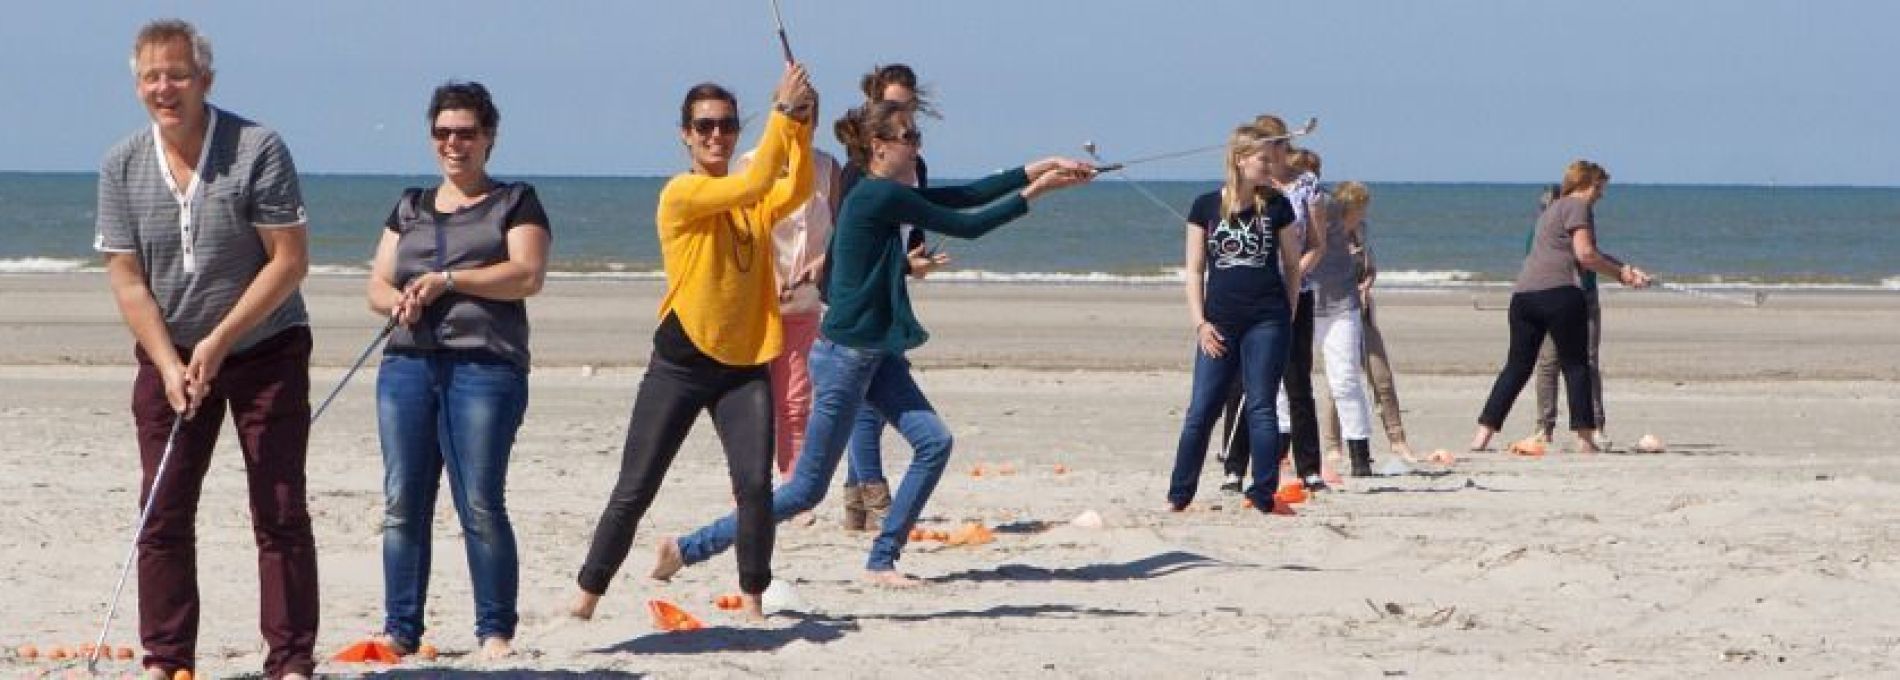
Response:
[95,19,317,680]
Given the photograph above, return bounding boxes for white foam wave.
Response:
[0,257,93,273]
[1884,276,1900,290]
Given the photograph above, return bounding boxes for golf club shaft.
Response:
[1658,281,1762,307]
[89,415,184,672]
[770,0,795,63]
[310,317,397,425]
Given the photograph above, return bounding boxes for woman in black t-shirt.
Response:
[1167,122,1302,514]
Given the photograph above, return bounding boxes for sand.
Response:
[3,273,1898,678]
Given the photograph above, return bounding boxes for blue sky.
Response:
[3,1,1894,185]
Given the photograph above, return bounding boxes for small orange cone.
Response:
[1429,449,1458,465]
[331,638,403,664]
[945,522,995,546]
[1052,463,1068,475]
[1508,438,1547,457]
[1274,482,1307,505]
[647,599,704,632]
[17,644,38,660]
[116,646,137,660]
[714,593,745,610]
[414,643,438,661]
[969,463,986,478]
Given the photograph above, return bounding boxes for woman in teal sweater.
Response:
[657,100,1093,588]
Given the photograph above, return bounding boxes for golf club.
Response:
[1657,281,1766,307]
[86,414,184,674]
[769,0,795,63]
[1083,141,1189,223]
[311,317,398,426]
[1091,117,1318,173]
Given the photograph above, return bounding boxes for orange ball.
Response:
[415,643,438,661]
[16,644,38,660]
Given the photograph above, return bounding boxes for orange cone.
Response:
[331,639,403,664]
[414,643,438,661]
[1274,483,1307,505]
[945,522,995,546]
[1508,438,1547,457]
[647,599,705,632]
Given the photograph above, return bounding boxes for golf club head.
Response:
[1094,163,1125,173]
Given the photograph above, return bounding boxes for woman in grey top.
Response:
[1471,160,1648,453]
[366,82,550,660]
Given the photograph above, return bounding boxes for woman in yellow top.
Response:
[571,64,816,621]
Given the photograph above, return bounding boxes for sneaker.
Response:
[1302,474,1330,492]
[1219,473,1243,493]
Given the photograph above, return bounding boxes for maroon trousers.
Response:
[132,326,318,678]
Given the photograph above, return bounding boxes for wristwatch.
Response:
[441,270,456,292]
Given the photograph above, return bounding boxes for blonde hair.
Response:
[1333,181,1370,209]
[1221,125,1279,220]
[1560,159,1610,196]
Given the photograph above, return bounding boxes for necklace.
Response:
[726,211,756,273]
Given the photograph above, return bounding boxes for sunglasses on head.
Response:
[430,126,484,142]
[690,116,742,136]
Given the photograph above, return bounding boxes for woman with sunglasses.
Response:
[653,100,1094,589]
[570,64,816,621]
[367,81,549,659]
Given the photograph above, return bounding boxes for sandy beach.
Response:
[3,272,1899,678]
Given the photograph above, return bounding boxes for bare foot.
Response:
[283,674,311,680]
[791,510,817,527]
[142,669,169,680]
[368,632,414,655]
[1324,448,1345,463]
[650,536,685,581]
[739,593,766,622]
[1391,441,1420,463]
[1575,431,1602,454]
[568,589,601,620]
[1469,426,1497,452]
[862,570,924,588]
[479,636,514,660]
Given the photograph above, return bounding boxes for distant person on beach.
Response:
[1218,139,1327,492]
[654,99,1095,589]
[366,82,549,660]
[1169,120,1301,514]
[1317,181,1420,465]
[830,63,950,534]
[570,65,817,621]
[1472,161,1650,453]
[1303,171,1380,476]
[1527,184,1606,444]
[94,19,318,679]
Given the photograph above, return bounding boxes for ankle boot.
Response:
[860,481,892,533]
[841,483,866,531]
[1348,439,1374,477]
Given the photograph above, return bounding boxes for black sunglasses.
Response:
[880,129,923,145]
[690,116,742,136]
[430,126,484,142]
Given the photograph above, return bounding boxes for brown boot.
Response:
[860,480,892,533]
[841,483,866,532]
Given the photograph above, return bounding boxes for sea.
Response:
[2,172,1895,290]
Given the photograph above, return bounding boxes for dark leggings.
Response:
[1224,291,1320,479]
[577,323,776,595]
[1478,286,1595,431]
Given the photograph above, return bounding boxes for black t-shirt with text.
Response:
[1187,189,1295,325]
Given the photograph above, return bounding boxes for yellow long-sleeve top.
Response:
[655,110,816,366]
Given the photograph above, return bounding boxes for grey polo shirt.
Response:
[94,105,310,352]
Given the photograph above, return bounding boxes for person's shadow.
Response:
[593,616,852,656]
[929,549,1296,583]
[361,671,645,679]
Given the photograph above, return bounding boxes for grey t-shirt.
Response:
[1514,195,1593,294]
[94,105,310,352]
[1310,200,1362,315]
[382,182,550,369]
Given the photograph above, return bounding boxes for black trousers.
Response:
[1478,286,1595,431]
[1223,291,1320,479]
[577,327,776,595]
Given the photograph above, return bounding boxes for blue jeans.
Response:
[678,338,954,572]
[843,392,892,485]
[376,351,528,648]
[1169,315,1291,510]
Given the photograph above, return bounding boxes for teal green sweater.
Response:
[821,166,1030,352]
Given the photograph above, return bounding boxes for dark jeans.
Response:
[1535,291,1604,432]
[1479,286,1596,430]
[1169,313,1291,509]
[131,326,318,679]
[577,341,776,595]
[376,350,528,649]
[1223,291,1319,479]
